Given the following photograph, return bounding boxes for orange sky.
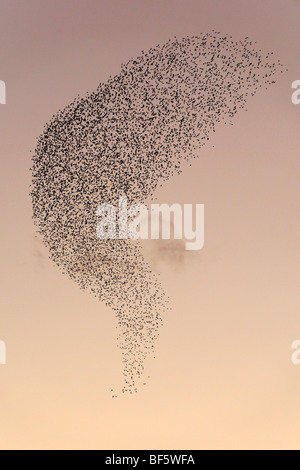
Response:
[0,0,299,450]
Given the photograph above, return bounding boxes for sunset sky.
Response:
[0,0,299,450]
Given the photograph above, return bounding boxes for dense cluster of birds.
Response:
[31,32,284,395]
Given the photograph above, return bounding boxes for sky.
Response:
[0,0,299,450]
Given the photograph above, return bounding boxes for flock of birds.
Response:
[31,32,285,396]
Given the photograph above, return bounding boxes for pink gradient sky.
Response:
[0,0,299,450]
